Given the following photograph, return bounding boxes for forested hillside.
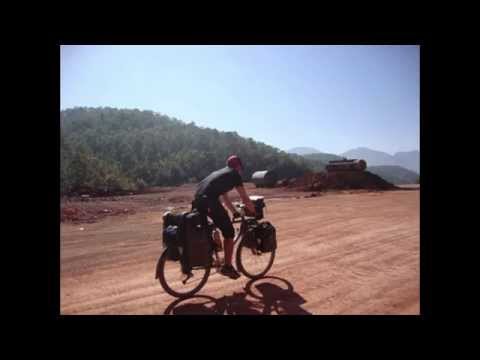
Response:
[60,107,324,195]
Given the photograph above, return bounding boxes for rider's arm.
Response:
[221,193,237,215]
[235,185,256,215]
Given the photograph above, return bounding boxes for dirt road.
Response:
[60,188,419,315]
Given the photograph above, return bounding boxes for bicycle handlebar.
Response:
[232,203,255,223]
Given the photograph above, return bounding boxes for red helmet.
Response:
[226,155,243,170]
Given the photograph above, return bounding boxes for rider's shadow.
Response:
[163,276,312,315]
[163,292,262,315]
[252,281,312,315]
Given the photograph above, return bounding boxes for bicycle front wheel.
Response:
[236,236,275,280]
[156,249,211,298]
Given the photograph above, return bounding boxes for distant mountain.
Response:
[303,152,344,163]
[288,147,321,155]
[288,147,343,165]
[341,147,419,173]
[367,165,419,185]
[341,147,394,166]
[393,151,420,173]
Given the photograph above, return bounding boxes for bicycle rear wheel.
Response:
[236,236,275,280]
[156,249,211,298]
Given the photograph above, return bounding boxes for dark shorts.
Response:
[192,196,235,239]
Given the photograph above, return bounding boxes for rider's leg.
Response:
[208,199,240,277]
[220,234,240,279]
[223,237,234,266]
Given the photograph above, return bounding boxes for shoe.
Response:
[220,265,241,279]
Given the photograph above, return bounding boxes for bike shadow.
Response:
[163,276,312,315]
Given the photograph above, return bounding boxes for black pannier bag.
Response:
[162,225,182,261]
[243,225,260,249]
[249,196,266,220]
[257,221,277,252]
[163,211,189,228]
[183,211,213,268]
[162,211,189,262]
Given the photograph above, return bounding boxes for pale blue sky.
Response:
[60,45,419,155]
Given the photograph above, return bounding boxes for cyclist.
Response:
[192,155,256,279]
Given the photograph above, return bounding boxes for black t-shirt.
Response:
[195,167,243,200]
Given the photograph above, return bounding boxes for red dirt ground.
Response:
[60,183,419,315]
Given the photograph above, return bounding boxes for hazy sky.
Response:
[61,45,419,155]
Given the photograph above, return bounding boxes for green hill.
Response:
[366,165,419,185]
[288,147,321,155]
[303,152,344,164]
[60,107,325,195]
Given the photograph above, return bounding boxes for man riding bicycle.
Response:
[191,155,256,279]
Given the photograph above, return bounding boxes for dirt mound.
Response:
[324,171,396,190]
[287,171,396,191]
